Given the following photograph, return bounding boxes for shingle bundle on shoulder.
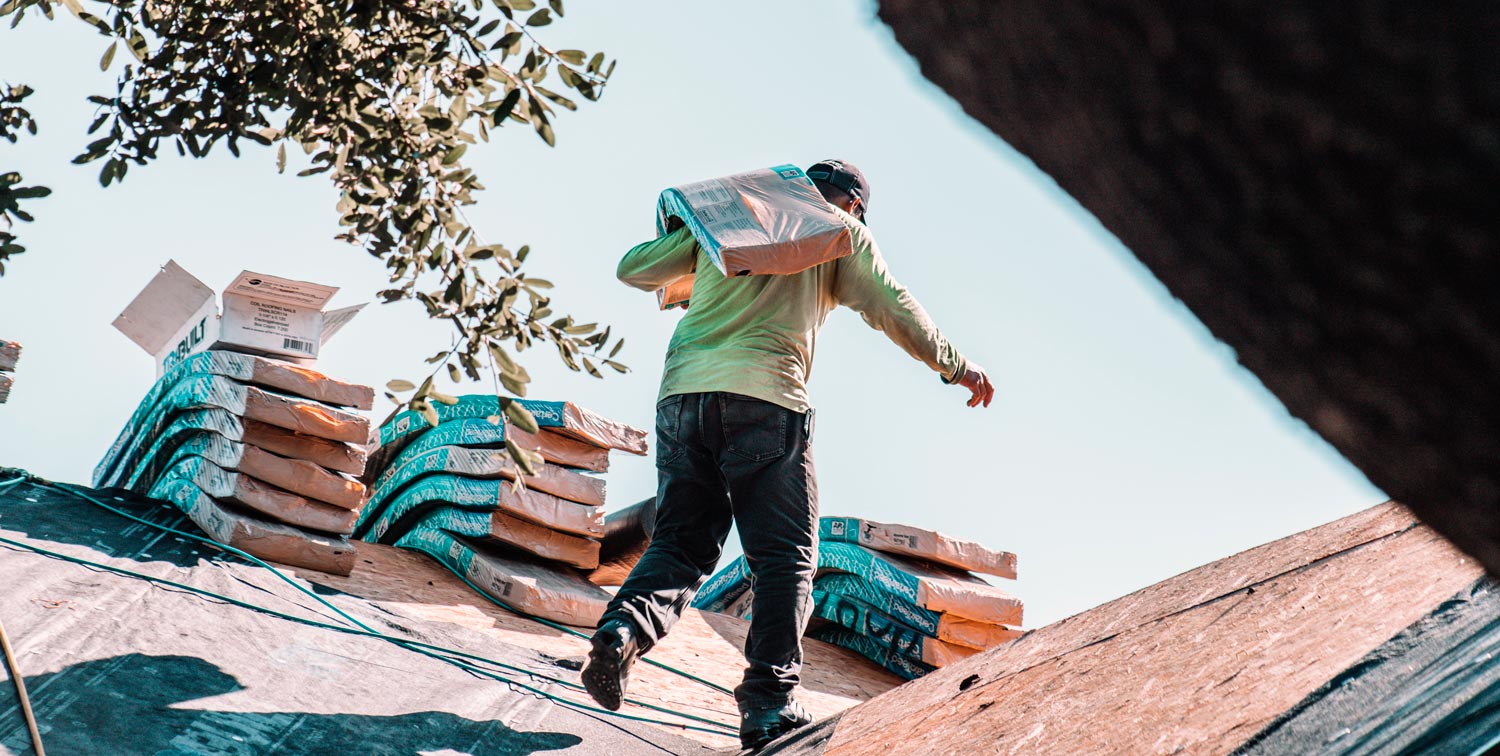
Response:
[693,516,1022,679]
[0,340,20,403]
[355,395,648,626]
[94,351,374,575]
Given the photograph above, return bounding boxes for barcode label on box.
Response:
[283,337,315,353]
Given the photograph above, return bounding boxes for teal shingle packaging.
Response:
[379,396,647,455]
[808,627,934,681]
[366,445,605,511]
[392,506,601,569]
[698,542,1022,626]
[809,589,979,668]
[393,525,610,627]
[356,393,645,618]
[98,408,366,491]
[151,455,359,535]
[361,416,610,486]
[96,373,370,487]
[650,164,856,309]
[125,431,367,510]
[0,340,19,404]
[149,472,357,575]
[813,573,1022,651]
[0,340,19,372]
[360,473,605,542]
[96,344,373,574]
[586,498,657,587]
[694,518,1025,679]
[820,516,1018,579]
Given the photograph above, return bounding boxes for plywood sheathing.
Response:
[304,539,903,749]
[774,503,1480,756]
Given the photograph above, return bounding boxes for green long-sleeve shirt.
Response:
[617,207,966,413]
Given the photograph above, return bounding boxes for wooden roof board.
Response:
[760,502,1482,756]
[1235,577,1500,756]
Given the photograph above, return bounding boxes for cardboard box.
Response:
[653,164,854,308]
[113,260,364,375]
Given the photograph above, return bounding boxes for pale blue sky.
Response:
[0,1,1384,627]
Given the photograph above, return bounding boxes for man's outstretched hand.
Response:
[958,365,995,408]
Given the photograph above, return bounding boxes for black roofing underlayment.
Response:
[0,479,708,756]
[1236,577,1500,756]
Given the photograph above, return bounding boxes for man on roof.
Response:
[583,159,994,749]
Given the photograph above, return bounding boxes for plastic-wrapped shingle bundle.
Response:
[0,340,20,403]
[94,351,374,575]
[693,517,1022,680]
[356,395,650,626]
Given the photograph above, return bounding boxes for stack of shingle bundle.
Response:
[0,340,20,403]
[693,517,1022,680]
[93,351,374,575]
[354,395,648,627]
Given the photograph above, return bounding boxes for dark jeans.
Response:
[601,391,818,707]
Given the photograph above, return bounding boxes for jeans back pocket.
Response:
[721,394,788,462]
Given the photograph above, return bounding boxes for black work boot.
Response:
[581,619,641,711]
[739,698,813,750]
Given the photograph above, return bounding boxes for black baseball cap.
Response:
[806,159,870,221]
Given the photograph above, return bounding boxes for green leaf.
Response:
[492,30,523,50]
[503,438,540,476]
[500,372,527,397]
[609,339,624,358]
[419,403,440,428]
[491,89,522,125]
[555,49,585,66]
[99,41,116,71]
[475,18,501,36]
[386,379,416,392]
[526,8,552,26]
[442,143,467,165]
[549,0,564,15]
[503,399,539,434]
[276,143,286,174]
[429,389,459,406]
